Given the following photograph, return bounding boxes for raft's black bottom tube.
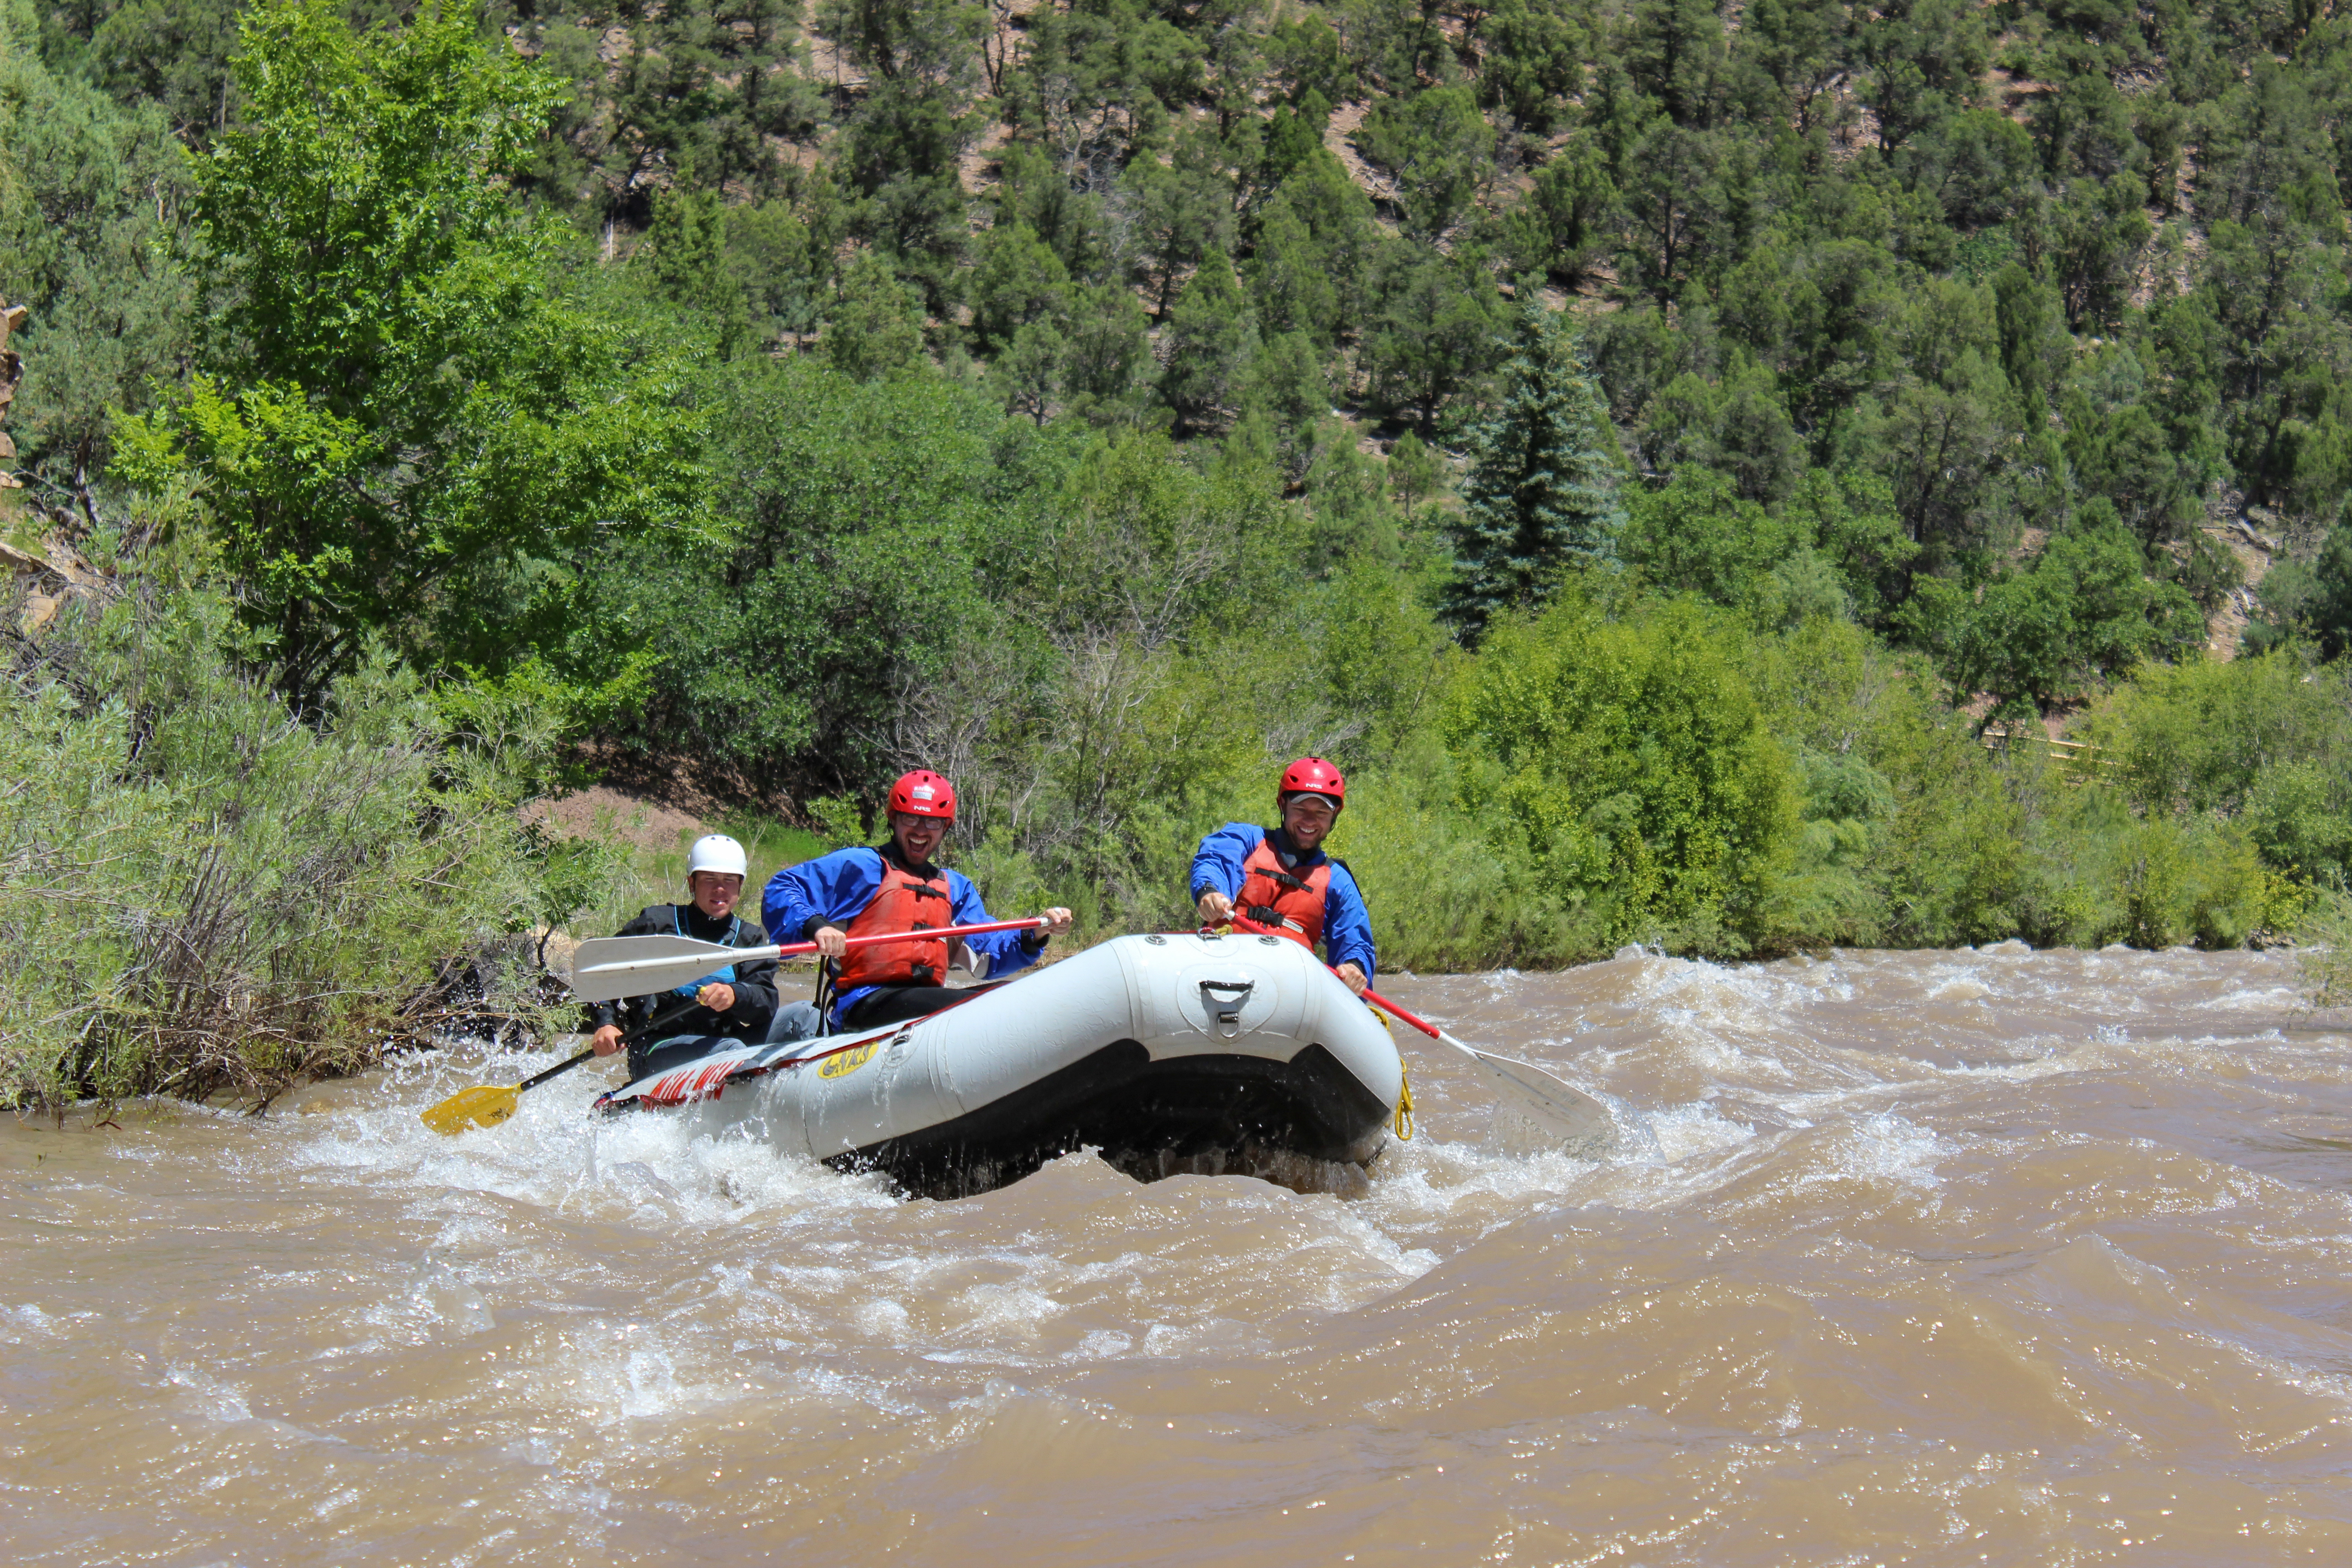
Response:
[829,1041,1392,1201]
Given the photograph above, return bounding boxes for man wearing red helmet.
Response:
[1190,757,1376,994]
[761,769,1075,1031]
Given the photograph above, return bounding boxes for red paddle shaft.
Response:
[777,916,1046,960]
[1218,910,1441,1040]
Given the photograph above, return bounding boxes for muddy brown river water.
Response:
[7,946,2352,1565]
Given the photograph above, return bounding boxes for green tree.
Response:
[1991,262,2067,405]
[1265,11,1353,105]
[1734,0,1846,131]
[1246,187,1343,344]
[1901,515,2205,718]
[823,0,988,305]
[2045,173,2152,328]
[967,220,1070,355]
[1160,246,1257,433]
[1637,364,1801,504]
[1257,91,1329,192]
[1058,281,1158,423]
[116,0,705,701]
[727,187,842,349]
[1364,240,1509,428]
[1785,468,1919,627]
[1621,122,1725,301]
[1619,464,1803,606]
[38,0,279,141]
[1355,83,1494,240]
[0,2,194,488]
[1440,301,1624,638]
[1476,0,1587,135]
[825,250,928,381]
[647,183,751,356]
[601,0,823,209]
[1262,147,1381,337]
[1855,0,1986,158]
[1244,329,1331,480]
[1000,318,1065,424]
[2246,527,2352,659]
[1623,0,1726,127]
[1499,137,1619,289]
[2061,346,2200,546]
[1124,127,1240,319]
[593,358,1029,791]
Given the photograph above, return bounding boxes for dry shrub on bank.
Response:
[0,542,567,1110]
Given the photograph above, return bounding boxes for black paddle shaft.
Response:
[515,996,703,1093]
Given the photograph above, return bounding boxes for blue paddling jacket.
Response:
[1188,823,1376,979]
[763,846,1047,1029]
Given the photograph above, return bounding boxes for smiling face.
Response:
[688,870,744,920]
[1280,792,1338,853]
[891,810,950,866]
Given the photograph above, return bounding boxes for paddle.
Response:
[420,996,698,1135]
[568,916,1049,1003]
[1221,911,1618,1157]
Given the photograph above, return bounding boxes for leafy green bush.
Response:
[1328,740,1605,973]
[1444,587,1803,953]
[2086,651,2352,823]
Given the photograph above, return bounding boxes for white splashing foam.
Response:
[295,1047,902,1235]
[1797,1111,1952,1194]
[5,1302,54,1339]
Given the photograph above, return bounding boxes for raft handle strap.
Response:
[1199,978,1253,1039]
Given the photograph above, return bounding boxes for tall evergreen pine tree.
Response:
[1441,301,1626,641]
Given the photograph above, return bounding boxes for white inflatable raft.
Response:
[592,931,1404,1198]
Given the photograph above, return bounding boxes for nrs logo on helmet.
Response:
[888,769,957,821]
[1276,756,1346,813]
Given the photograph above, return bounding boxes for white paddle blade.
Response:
[1464,1046,1619,1159]
[569,934,766,1003]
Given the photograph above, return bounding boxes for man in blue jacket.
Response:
[763,769,1074,1032]
[1191,756,1375,994]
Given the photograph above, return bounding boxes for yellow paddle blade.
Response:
[420,1083,521,1135]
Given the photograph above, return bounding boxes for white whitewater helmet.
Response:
[686,833,749,879]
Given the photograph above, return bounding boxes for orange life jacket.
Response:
[1238,836,1330,952]
[837,852,955,988]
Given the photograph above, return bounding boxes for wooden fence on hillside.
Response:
[1979,727,2119,782]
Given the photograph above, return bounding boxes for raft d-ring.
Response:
[1198,978,1254,1038]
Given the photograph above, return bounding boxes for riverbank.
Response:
[9,537,2350,1116]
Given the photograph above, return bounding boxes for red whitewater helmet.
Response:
[887,769,957,821]
[1277,756,1346,812]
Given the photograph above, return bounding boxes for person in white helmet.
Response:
[585,833,789,1080]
